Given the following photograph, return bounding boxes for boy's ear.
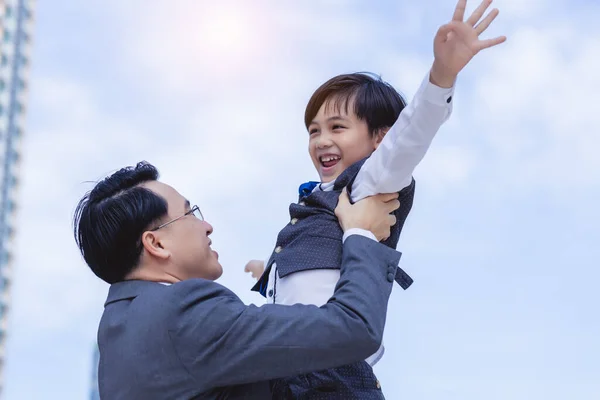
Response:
[373,127,390,149]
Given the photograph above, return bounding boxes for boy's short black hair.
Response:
[304,72,407,137]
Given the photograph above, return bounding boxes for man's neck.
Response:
[125,267,180,284]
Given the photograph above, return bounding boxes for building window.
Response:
[5,6,12,18]
[0,250,10,264]
[3,30,11,42]
[1,54,8,66]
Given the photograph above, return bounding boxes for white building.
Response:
[0,0,35,396]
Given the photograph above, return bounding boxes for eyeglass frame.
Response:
[151,205,204,231]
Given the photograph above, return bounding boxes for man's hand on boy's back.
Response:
[430,0,506,88]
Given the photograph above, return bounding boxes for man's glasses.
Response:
[151,205,203,231]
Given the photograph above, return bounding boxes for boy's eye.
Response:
[309,128,318,135]
[332,125,345,130]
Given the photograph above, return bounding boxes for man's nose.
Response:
[204,221,214,235]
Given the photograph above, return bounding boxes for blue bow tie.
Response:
[298,181,319,198]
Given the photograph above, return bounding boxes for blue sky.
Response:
[4,0,599,399]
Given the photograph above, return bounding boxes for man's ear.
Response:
[373,127,390,149]
[141,231,170,260]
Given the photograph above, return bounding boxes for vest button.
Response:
[291,218,298,225]
[376,380,381,389]
[275,246,282,253]
[299,201,306,206]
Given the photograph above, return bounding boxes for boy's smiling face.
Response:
[308,97,382,183]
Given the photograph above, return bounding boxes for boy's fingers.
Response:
[435,22,456,43]
[474,8,499,34]
[476,35,507,51]
[452,0,467,21]
[466,0,492,26]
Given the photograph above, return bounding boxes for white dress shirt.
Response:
[265,72,454,365]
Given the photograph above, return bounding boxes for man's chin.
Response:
[211,265,224,280]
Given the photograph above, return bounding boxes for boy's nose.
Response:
[316,133,333,148]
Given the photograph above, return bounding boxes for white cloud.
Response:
[118,1,275,95]
[418,145,476,191]
[9,76,150,334]
[469,22,600,192]
[4,1,600,399]
[497,0,558,18]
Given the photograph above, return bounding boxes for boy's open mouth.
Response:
[319,155,341,168]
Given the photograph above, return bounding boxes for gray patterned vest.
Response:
[252,157,415,297]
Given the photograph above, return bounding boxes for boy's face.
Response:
[308,99,382,183]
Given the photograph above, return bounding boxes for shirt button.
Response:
[275,246,282,253]
[446,95,452,103]
[268,289,274,297]
[291,218,298,225]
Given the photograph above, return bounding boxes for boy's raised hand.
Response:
[430,0,506,88]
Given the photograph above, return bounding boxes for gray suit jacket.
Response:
[97,235,401,399]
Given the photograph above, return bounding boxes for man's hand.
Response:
[335,189,400,242]
[430,0,507,88]
[244,260,265,279]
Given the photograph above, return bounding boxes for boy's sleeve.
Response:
[351,72,454,201]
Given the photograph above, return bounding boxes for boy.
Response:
[246,0,505,397]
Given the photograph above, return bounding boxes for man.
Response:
[74,161,402,399]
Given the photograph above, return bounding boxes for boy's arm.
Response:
[352,0,506,201]
[351,72,454,201]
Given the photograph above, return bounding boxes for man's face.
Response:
[143,181,222,281]
[308,98,381,183]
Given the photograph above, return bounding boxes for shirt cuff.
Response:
[342,228,377,243]
[421,72,455,107]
